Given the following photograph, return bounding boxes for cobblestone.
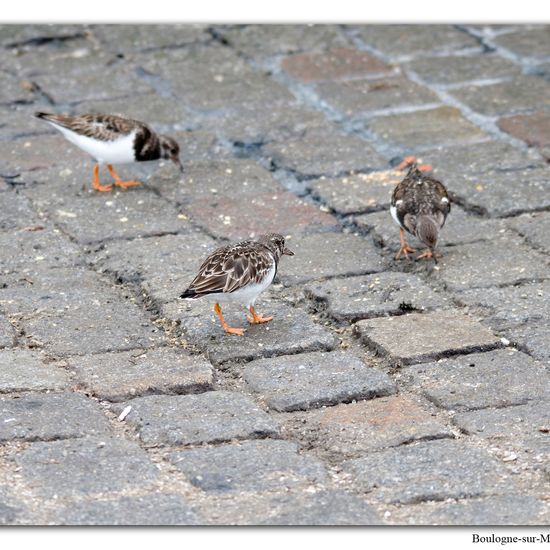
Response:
[71,348,213,401]
[508,212,550,254]
[342,439,517,504]
[16,437,159,498]
[170,440,327,493]
[113,391,280,446]
[0,350,71,393]
[493,27,550,60]
[305,272,449,323]
[0,392,109,442]
[0,316,15,349]
[290,395,451,459]
[497,111,550,151]
[243,350,396,412]
[404,349,550,411]
[355,311,501,364]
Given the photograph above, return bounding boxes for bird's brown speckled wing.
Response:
[36,112,149,142]
[187,241,275,296]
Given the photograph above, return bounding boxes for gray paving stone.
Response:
[170,440,327,493]
[0,24,88,49]
[180,302,337,367]
[0,226,82,273]
[27,164,190,245]
[0,192,38,231]
[0,315,14,348]
[16,437,159,498]
[215,24,351,57]
[93,231,216,308]
[315,76,440,117]
[243,350,396,412]
[405,53,521,85]
[309,169,403,215]
[506,325,550,366]
[355,311,501,365]
[450,77,550,117]
[435,237,549,291]
[368,106,487,151]
[453,401,550,458]
[508,212,550,254]
[263,125,387,177]
[0,267,163,355]
[405,349,550,411]
[455,280,550,331]
[113,391,280,446]
[353,25,480,59]
[494,27,550,60]
[92,23,209,53]
[342,439,517,504]
[279,232,386,285]
[305,272,449,323]
[389,495,545,525]
[0,349,71,393]
[0,392,110,442]
[290,395,451,459]
[353,207,505,251]
[0,486,25,525]
[71,347,213,402]
[53,493,203,525]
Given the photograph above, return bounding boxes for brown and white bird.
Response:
[180,234,294,336]
[390,160,450,261]
[34,112,183,192]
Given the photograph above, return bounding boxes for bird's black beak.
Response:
[283,247,294,256]
[173,157,184,173]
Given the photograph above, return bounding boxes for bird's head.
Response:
[159,135,184,173]
[257,233,294,260]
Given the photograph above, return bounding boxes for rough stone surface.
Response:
[281,48,392,83]
[0,392,109,442]
[16,437,159,498]
[342,439,517,504]
[279,232,386,285]
[71,348,213,401]
[498,111,550,150]
[0,350,71,393]
[493,27,550,60]
[243,350,396,412]
[305,272,449,323]
[405,349,550,411]
[170,440,327,493]
[180,302,337,367]
[355,311,501,365]
[290,394,450,459]
[53,494,203,525]
[113,391,280,446]
[368,106,487,150]
[0,316,15,349]
[508,212,550,254]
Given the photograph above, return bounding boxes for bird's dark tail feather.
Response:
[34,111,52,120]
[180,289,199,299]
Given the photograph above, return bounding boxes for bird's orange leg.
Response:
[92,164,113,192]
[214,303,245,336]
[416,249,438,262]
[395,227,417,260]
[107,164,142,189]
[247,305,273,325]
[396,155,433,173]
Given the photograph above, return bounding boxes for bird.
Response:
[180,233,294,336]
[390,159,450,261]
[34,112,184,192]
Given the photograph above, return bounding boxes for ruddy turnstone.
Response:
[34,112,184,192]
[180,233,294,336]
[391,160,450,261]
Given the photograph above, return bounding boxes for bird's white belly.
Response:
[57,126,137,164]
[390,204,402,227]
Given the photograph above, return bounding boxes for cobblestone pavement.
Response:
[0,23,549,526]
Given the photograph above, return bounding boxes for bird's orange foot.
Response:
[396,155,433,173]
[223,326,246,336]
[92,181,113,192]
[395,245,417,260]
[247,306,273,325]
[114,180,142,190]
[416,249,437,261]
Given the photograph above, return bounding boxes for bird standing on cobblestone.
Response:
[180,234,294,336]
[391,158,450,261]
[34,112,183,192]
